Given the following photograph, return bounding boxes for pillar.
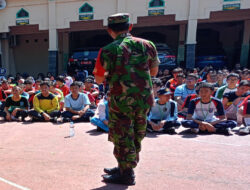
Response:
[240,20,250,68]
[0,39,2,68]
[177,24,186,65]
[48,0,58,76]
[186,0,199,69]
[117,0,126,13]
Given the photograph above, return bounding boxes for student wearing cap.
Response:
[147,88,180,134]
[28,81,61,122]
[222,80,250,120]
[174,73,198,110]
[181,82,237,135]
[93,13,159,185]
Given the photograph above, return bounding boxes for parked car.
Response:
[195,48,227,69]
[68,49,99,76]
[155,43,177,70]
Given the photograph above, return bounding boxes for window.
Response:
[79,3,93,13]
[16,8,29,18]
[149,0,165,8]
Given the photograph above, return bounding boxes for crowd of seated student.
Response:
[153,66,250,135]
[0,66,249,136]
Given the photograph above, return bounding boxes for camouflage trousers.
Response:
[108,107,149,172]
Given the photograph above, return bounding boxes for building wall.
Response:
[13,33,49,76]
[1,0,249,33]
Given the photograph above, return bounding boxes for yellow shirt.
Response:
[33,92,59,114]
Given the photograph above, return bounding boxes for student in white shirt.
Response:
[147,88,180,134]
[181,82,237,135]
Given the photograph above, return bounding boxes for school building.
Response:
[0,0,249,76]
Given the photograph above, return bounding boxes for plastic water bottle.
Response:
[69,122,75,137]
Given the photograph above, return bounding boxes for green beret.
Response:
[108,13,130,25]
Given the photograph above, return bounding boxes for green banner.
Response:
[79,14,93,20]
[223,3,240,11]
[148,9,164,16]
[16,19,29,25]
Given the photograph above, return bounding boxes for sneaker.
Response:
[103,167,120,175]
[239,126,250,135]
[164,127,176,135]
[191,128,199,134]
[102,169,135,186]
[62,118,71,123]
[224,127,233,136]
[50,117,58,123]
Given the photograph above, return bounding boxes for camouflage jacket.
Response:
[94,33,160,111]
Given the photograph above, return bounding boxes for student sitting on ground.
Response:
[2,86,29,121]
[152,78,162,98]
[215,73,239,100]
[174,73,198,111]
[49,81,65,111]
[178,82,201,119]
[239,100,250,135]
[90,93,110,132]
[24,79,36,108]
[181,82,237,135]
[147,88,181,134]
[222,80,250,120]
[28,81,61,122]
[61,82,94,122]
[56,75,70,97]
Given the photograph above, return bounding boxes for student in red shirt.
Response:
[165,67,183,93]
[84,77,100,104]
[24,79,36,108]
[1,79,12,96]
[56,75,70,97]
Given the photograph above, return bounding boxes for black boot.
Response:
[103,167,119,175]
[102,169,135,185]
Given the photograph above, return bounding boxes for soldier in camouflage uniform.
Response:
[93,13,160,185]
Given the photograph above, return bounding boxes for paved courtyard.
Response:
[0,121,250,190]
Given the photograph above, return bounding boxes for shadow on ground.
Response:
[91,183,129,190]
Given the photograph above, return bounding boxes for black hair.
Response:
[56,75,65,83]
[108,23,130,32]
[49,81,57,87]
[70,81,79,88]
[226,73,239,80]
[76,81,84,87]
[40,81,50,87]
[177,73,185,78]
[198,82,214,91]
[238,80,250,87]
[187,73,198,80]
[172,67,183,73]
[24,79,33,85]
[152,78,162,87]
[35,79,42,83]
